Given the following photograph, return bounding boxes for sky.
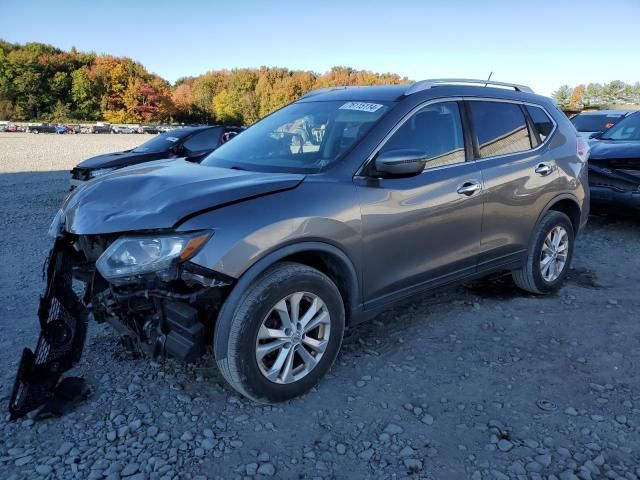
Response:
[1,0,639,96]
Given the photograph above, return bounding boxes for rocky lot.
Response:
[0,132,639,479]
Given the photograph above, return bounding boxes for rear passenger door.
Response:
[465,100,558,270]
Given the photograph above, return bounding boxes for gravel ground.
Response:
[0,132,639,480]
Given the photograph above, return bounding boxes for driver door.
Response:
[355,100,484,308]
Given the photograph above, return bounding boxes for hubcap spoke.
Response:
[264,345,292,381]
[256,338,289,360]
[274,299,295,330]
[296,344,318,369]
[302,336,328,353]
[302,310,329,334]
[258,324,288,340]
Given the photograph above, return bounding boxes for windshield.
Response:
[132,132,184,153]
[571,113,624,133]
[600,113,640,140]
[201,100,392,173]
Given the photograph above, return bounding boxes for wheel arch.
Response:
[540,194,582,235]
[214,241,360,360]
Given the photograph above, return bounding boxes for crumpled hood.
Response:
[61,160,305,234]
[588,139,640,161]
[76,150,167,169]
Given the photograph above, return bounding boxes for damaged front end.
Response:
[10,230,232,419]
[589,158,640,209]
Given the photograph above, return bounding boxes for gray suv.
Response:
[11,79,589,416]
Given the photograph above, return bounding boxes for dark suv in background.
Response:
[70,125,243,188]
[12,79,589,418]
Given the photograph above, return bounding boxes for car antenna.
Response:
[484,71,493,88]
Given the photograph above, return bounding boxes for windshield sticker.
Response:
[339,102,384,113]
[165,136,179,142]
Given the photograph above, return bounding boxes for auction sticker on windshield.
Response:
[339,102,384,113]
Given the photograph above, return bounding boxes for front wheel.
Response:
[215,262,345,402]
[512,210,574,294]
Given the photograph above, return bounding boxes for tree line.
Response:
[2,40,638,125]
[0,40,408,125]
[552,81,640,111]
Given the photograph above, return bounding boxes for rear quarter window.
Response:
[525,105,555,142]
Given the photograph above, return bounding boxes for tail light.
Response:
[576,136,590,163]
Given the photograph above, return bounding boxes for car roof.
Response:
[296,81,550,105]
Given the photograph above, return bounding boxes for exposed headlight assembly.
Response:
[96,231,211,281]
[88,167,116,179]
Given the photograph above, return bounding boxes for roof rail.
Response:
[405,78,534,95]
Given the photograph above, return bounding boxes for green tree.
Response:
[552,85,573,108]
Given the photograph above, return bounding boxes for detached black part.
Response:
[589,159,640,210]
[9,239,89,420]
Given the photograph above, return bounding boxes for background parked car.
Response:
[570,110,631,139]
[111,125,136,134]
[138,125,161,134]
[26,123,58,134]
[65,124,81,134]
[70,125,244,188]
[587,111,640,211]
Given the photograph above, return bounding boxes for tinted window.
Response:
[468,101,532,158]
[380,101,465,169]
[526,105,554,142]
[183,129,222,152]
[132,131,185,153]
[571,113,624,133]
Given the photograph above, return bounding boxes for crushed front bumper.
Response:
[9,239,88,419]
[588,162,640,210]
[9,233,232,419]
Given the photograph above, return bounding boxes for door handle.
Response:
[535,163,553,176]
[457,181,482,196]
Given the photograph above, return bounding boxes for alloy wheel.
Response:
[255,292,331,384]
[539,225,569,282]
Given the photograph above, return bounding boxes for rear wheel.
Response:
[512,210,574,294]
[215,262,345,402]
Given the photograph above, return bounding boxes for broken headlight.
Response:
[96,231,211,281]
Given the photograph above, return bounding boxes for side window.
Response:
[183,129,221,152]
[379,101,466,169]
[526,105,554,142]
[468,101,532,158]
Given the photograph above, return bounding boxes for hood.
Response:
[76,150,167,169]
[588,139,640,161]
[61,160,305,234]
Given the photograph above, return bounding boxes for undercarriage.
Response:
[10,233,233,419]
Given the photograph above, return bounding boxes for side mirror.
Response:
[374,149,428,177]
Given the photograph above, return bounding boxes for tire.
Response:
[215,262,345,403]
[512,210,574,294]
[32,129,39,134]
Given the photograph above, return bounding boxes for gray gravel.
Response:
[1,132,640,479]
